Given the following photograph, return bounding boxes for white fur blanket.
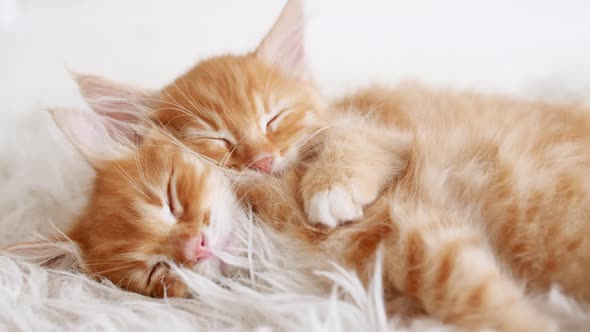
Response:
[2,1,590,331]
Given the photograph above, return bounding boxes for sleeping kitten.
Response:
[71,0,326,175]
[19,114,242,298]
[281,83,590,332]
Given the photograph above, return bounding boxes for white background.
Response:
[2,0,590,104]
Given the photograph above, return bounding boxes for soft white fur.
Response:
[2,0,590,331]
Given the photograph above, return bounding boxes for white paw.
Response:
[305,186,364,227]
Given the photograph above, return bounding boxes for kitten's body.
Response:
[341,84,590,300]
[238,83,590,331]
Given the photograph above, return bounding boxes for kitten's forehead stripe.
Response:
[253,92,268,134]
[160,205,177,225]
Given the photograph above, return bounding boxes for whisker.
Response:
[111,161,150,199]
[93,263,139,275]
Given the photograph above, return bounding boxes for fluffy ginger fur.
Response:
[27,82,590,331]
[257,82,590,332]
[6,0,590,331]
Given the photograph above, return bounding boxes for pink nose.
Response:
[249,155,274,174]
[180,234,211,263]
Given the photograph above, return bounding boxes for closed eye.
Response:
[203,137,231,147]
[182,130,233,148]
[266,108,291,130]
[167,170,183,218]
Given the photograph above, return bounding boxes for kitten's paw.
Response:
[304,183,372,227]
[147,262,190,298]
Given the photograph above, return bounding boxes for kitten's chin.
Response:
[194,245,242,278]
[201,222,245,277]
[193,256,223,277]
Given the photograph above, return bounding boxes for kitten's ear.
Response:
[50,107,140,168]
[73,74,155,124]
[256,0,307,79]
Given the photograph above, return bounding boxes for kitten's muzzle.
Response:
[249,155,274,174]
[176,234,212,264]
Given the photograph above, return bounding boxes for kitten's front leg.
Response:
[145,262,190,298]
[300,126,411,227]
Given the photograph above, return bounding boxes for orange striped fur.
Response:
[9,1,590,331]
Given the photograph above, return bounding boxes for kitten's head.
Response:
[73,0,325,174]
[43,107,240,298]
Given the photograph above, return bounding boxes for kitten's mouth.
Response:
[180,234,211,264]
[191,250,235,277]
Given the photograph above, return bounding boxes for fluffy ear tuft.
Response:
[50,107,139,168]
[58,73,159,167]
[72,73,155,124]
[2,238,79,269]
[256,0,307,79]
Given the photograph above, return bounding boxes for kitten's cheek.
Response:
[270,153,293,173]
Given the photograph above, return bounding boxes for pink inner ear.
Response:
[275,24,305,71]
[103,117,144,145]
[50,107,137,166]
[256,0,307,78]
[74,74,154,126]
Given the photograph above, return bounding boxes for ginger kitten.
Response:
[71,0,325,175]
